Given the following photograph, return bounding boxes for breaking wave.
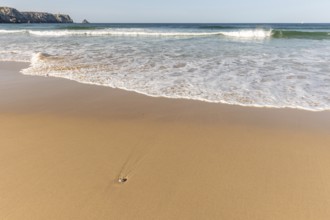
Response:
[1,28,329,40]
[0,28,272,39]
[0,29,27,34]
[2,23,330,112]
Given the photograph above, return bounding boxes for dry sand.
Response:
[1,61,330,219]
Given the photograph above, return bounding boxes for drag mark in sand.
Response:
[115,130,159,185]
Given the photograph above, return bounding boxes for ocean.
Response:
[0,23,330,111]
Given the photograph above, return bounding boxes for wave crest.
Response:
[272,30,330,39]
[221,29,272,38]
[0,29,27,34]
[1,28,330,40]
[26,29,273,39]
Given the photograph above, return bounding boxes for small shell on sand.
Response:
[118,177,127,183]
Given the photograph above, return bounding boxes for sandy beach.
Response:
[1,61,330,219]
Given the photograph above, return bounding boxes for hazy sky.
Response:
[2,0,330,23]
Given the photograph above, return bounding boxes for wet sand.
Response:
[1,61,330,220]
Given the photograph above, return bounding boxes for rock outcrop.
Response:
[0,7,73,23]
[82,19,90,24]
[0,7,26,23]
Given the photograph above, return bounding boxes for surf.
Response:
[1,27,330,40]
[4,28,272,39]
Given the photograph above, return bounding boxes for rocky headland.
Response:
[0,7,73,23]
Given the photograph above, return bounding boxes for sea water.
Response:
[0,23,330,111]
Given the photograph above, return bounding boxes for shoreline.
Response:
[1,61,330,219]
[6,55,328,113]
[2,61,330,131]
[20,59,328,112]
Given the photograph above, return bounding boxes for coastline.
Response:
[1,61,330,219]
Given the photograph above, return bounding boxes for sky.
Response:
[1,0,330,23]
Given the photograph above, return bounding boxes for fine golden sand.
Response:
[1,61,330,220]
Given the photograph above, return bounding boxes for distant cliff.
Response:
[0,7,73,23]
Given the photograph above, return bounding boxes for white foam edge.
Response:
[0,28,273,39]
[20,65,328,112]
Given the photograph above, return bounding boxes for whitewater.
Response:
[0,23,330,111]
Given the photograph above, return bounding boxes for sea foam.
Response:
[0,28,273,39]
[1,24,330,111]
[1,27,330,39]
[22,45,330,112]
